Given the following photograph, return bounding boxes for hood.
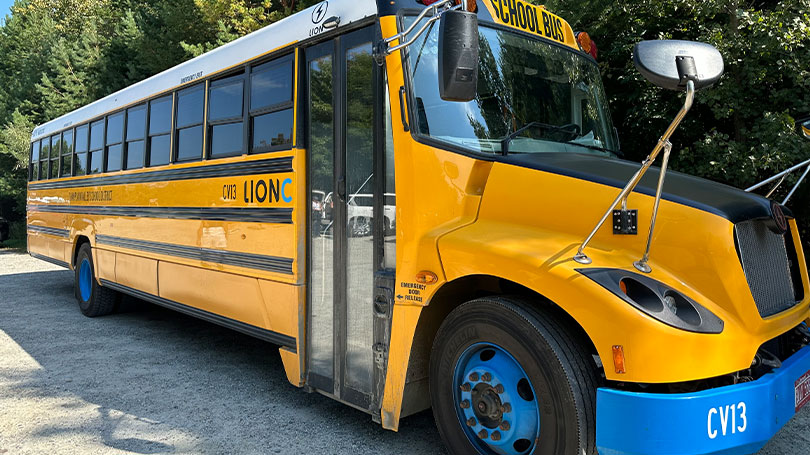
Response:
[503,152,787,223]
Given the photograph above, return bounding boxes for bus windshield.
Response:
[406,18,618,156]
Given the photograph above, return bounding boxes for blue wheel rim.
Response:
[79,258,92,301]
[453,342,540,455]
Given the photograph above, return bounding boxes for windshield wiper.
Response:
[501,122,579,155]
[562,140,618,156]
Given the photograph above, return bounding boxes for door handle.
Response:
[399,86,410,132]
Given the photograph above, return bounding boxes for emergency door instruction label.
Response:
[398,282,425,303]
[796,369,810,412]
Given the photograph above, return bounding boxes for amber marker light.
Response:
[612,345,626,374]
[618,279,627,295]
[416,271,439,285]
[576,31,598,60]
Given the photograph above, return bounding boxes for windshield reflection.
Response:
[407,18,618,156]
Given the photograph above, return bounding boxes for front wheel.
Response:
[74,243,120,317]
[430,296,600,455]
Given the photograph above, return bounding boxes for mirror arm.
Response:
[782,163,810,205]
[745,157,810,192]
[376,0,459,59]
[574,80,695,268]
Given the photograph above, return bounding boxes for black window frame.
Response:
[105,111,125,172]
[48,134,60,179]
[207,71,246,159]
[174,83,205,163]
[60,128,74,177]
[147,95,173,167]
[249,53,295,154]
[88,119,105,174]
[124,103,148,170]
[29,140,40,181]
[73,123,89,176]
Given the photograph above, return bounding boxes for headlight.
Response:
[578,268,724,334]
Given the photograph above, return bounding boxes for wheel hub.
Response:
[472,383,503,428]
[454,343,540,455]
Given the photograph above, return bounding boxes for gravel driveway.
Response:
[0,251,807,454]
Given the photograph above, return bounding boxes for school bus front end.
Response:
[377,1,810,454]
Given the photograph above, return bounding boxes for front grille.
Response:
[735,220,803,318]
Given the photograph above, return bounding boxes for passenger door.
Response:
[305,25,385,411]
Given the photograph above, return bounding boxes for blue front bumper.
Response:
[596,344,810,455]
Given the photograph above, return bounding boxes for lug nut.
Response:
[481,372,492,382]
[466,417,477,427]
[460,399,470,409]
[491,431,501,441]
[460,382,471,392]
[500,421,510,431]
[501,403,512,413]
[477,429,488,439]
[469,372,479,381]
[494,384,504,394]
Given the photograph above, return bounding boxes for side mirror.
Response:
[800,118,810,140]
[633,40,724,91]
[438,10,478,102]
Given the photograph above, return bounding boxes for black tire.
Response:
[430,296,600,455]
[74,243,119,317]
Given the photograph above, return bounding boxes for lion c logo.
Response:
[312,1,328,24]
[771,201,788,234]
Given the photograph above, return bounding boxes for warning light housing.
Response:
[576,31,598,60]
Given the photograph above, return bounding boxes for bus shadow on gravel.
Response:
[0,268,446,454]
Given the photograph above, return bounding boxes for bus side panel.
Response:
[115,252,158,296]
[27,232,49,257]
[257,279,299,340]
[95,248,116,282]
[158,261,267,329]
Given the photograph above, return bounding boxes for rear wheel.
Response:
[74,243,119,317]
[430,296,599,455]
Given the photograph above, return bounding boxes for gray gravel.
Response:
[0,250,807,454]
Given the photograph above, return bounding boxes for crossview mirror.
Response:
[800,118,810,140]
[438,10,478,102]
[633,40,724,91]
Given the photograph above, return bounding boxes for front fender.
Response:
[438,219,763,384]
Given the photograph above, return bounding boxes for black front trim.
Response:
[28,156,293,190]
[27,225,70,237]
[96,234,294,275]
[29,205,293,224]
[100,279,297,350]
[29,252,69,269]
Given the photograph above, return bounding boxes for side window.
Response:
[30,140,40,181]
[61,129,73,177]
[40,138,49,180]
[148,96,172,166]
[74,124,88,176]
[89,120,104,174]
[208,73,245,158]
[249,55,294,153]
[105,112,124,172]
[125,104,146,169]
[175,84,204,162]
[49,134,59,179]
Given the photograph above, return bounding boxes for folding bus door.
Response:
[305,24,389,412]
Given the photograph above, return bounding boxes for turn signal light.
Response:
[416,270,439,284]
[612,345,626,374]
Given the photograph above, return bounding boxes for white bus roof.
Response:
[31,0,377,141]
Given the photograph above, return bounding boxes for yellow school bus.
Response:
[25,0,810,453]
